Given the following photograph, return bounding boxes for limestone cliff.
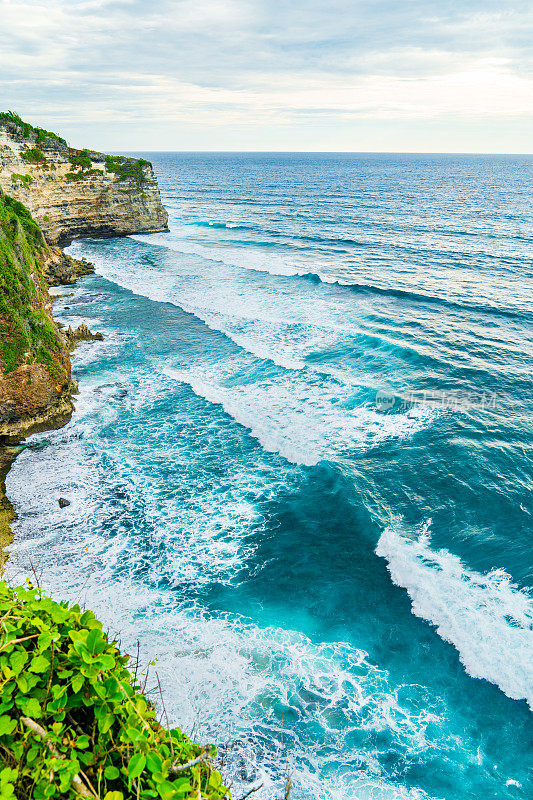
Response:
[0,113,168,248]
[0,191,74,438]
[0,112,169,437]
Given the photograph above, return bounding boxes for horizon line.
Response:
[116,149,533,156]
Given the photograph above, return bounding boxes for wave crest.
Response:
[376,525,533,708]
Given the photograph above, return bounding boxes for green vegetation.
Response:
[0,111,67,146]
[20,149,46,165]
[105,155,149,184]
[66,169,104,182]
[69,150,92,171]
[0,192,62,374]
[10,174,33,190]
[0,580,229,799]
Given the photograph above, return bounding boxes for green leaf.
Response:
[10,649,28,675]
[209,771,222,788]
[157,780,183,800]
[124,727,143,743]
[37,631,52,650]
[99,713,114,734]
[98,653,116,670]
[0,766,18,782]
[80,610,95,626]
[20,697,41,718]
[72,673,84,694]
[79,750,95,766]
[104,764,120,780]
[86,627,105,655]
[104,793,123,800]
[50,605,69,624]
[127,752,146,779]
[146,751,164,773]
[28,654,50,673]
[0,715,17,736]
[75,735,90,749]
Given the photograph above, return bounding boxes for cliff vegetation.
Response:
[0,192,61,375]
[0,580,229,800]
[0,190,73,436]
[0,111,67,147]
[0,112,169,245]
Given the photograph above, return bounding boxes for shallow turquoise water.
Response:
[6,153,533,799]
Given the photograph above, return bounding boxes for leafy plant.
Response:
[10,174,33,189]
[0,580,229,800]
[69,150,92,171]
[20,148,46,165]
[105,155,149,184]
[0,192,62,374]
[0,111,67,146]
[66,169,103,182]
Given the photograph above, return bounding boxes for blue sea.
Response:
[6,153,533,799]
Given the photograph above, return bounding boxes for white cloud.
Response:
[0,0,531,150]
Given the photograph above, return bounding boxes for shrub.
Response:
[0,580,229,800]
[3,195,43,245]
[0,111,67,146]
[66,169,104,181]
[69,150,92,171]
[10,174,33,189]
[20,148,46,165]
[0,192,61,374]
[105,155,148,184]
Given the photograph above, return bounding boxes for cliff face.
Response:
[0,191,74,438]
[0,113,169,437]
[0,116,168,246]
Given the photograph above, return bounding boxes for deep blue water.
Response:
[6,153,533,800]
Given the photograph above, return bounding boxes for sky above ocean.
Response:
[0,0,532,152]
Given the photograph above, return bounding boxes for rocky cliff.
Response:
[0,112,168,246]
[0,191,74,438]
[0,112,169,437]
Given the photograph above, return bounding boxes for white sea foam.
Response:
[130,230,341,283]
[5,523,446,800]
[67,240,336,371]
[1,322,444,799]
[376,525,533,708]
[63,242,438,469]
[66,239,455,391]
[2,277,521,799]
[162,359,433,467]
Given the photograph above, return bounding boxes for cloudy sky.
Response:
[1,0,532,152]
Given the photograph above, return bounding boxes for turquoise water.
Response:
[6,153,533,799]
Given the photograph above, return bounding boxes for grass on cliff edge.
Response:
[0,580,230,800]
[0,191,63,375]
[0,112,67,147]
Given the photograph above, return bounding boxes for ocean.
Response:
[5,153,533,799]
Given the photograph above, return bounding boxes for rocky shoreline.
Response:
[0,112,169,561]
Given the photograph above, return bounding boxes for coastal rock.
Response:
[43,249,95,286]
[58,497,71,508]
[0,117,168,245]
[66,323,104,344]
[0,113,168,438]
[0,191,74,439]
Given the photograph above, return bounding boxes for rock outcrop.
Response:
[0,115,168,246]
[65,323,104,344]
[44,249,95,286]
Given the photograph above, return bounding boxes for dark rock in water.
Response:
[67,323,104,344]
[58,497,70,508]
